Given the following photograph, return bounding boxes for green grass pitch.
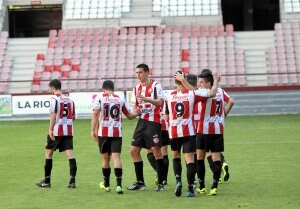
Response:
[0,114,300,209]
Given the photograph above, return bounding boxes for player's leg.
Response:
[65,149,77,188]
[171,139,182,196]
[36,135,56,188]
[183,136,197,197]
[98,137,111,192]
[127,119,146,190]
[151,145,164,191]
[161,145,169,185]
[221,153,230,182]
[208,151,221,196]
[146,149,157,172]
[206,151,214,173]
[195,134,207,194]
[207,134,224,196]
[209,152,229,183]
[146,121,164,191]
[36,149,54,188]
[185,152,196,197]
[127,145,146,190]
[99,152,111,192]
[111,138,123,194]
[161,130,170,185]
[63,136,77,188]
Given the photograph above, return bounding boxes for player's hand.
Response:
[48,130,55,141]
[174,71,184,81]
[136,95,148,103]
[214,72,221,82]
[91,131,98,142]
[133,108,141,116]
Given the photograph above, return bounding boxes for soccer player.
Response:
[36,79,77,188]
[164,71,220,197]
[195,69,234,196]
[186,73,230,184]
[127,64,165,192]
[91,80,140,194]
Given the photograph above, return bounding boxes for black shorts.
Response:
[196,134,224,152]
[170,135,196,153]
[161,130,170,146]
[98,137,122,154]
[45,135,73,152]
[131,118,162,149]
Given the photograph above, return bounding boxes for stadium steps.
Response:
[6,38,48,94]
[228,90,300,115]
[120,0,162,26]
[235,31,275,87]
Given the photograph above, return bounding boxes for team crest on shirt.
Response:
[148,88,153,94]
[153,134,159,144]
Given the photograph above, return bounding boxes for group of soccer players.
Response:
[36,63,234,197]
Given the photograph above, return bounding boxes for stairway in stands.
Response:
[229,90,300,115]
[235,31,275,86]
[6,38,48,94]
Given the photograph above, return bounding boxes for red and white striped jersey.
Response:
[197,88,231,135]
[164,89,210,139]
[193,88,202,130]
[131,80,164,123]
[93,93,131,137]
[161,118,168,131]
[49,94,75,136]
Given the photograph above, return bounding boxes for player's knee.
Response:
[172,151,181,158]
[152,147,162,159]
[211,152,221,162]
[65,150,75,159]
[130,146,140,157]
[197,150,205,160]
[45,149,54,159]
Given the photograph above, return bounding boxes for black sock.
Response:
[44,159,52,183]
[102,167,111,187]
[114,168,122,187]
[134,161,144,183]
[194,154,197,165]
[196,160,205,189]
[207,156,214,173]
[156,159,164,185]
[163,155,169,182]
[212,161,222,189]
[147,153,157,172]
[186,163,196,186]
[69,159,77,183]
[187,162,196,193]
[193,154,197,180]
[221,153,225,163]
[173,158,182,183]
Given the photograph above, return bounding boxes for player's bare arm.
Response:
[174,72,194,90]
[209,72,221,98]
[136,95,163,107]
[224,98,234,117]
[48,112,56,141]
[126,108,141,119]
[91,109,100,142]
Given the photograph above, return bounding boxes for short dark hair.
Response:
[175,70,186,85]
[186,74,198,87]
[102,80,114,91]
[49,79,61,90]
[136,63,149,72]
[198,69,214,86]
